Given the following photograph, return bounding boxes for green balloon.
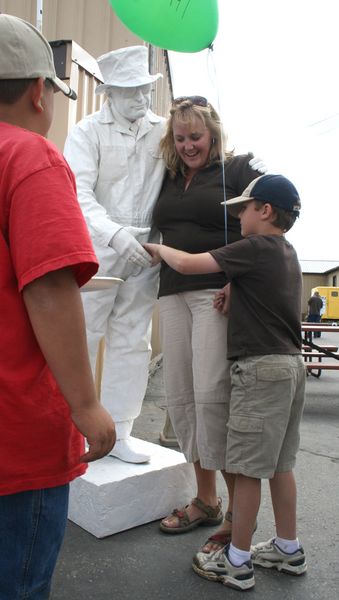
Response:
[109,0,218,53]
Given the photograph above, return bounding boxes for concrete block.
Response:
[68,438,196,538]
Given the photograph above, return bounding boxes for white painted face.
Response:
[107,84,151,122]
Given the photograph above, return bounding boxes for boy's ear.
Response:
[262,203,274,218]
[30,77,45,112]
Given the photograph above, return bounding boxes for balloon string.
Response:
[221,163,227,246]
[206,47,227,245]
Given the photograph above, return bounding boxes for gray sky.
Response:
[168,0,339,261]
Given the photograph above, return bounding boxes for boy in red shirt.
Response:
[0,14,116,599]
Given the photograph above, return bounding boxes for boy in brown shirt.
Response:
[145,174,306,591]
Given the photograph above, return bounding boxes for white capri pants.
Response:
[159,289,232,470]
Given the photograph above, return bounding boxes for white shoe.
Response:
[109,437,151,464]
[251,538,307,575]
[192,544,255,591]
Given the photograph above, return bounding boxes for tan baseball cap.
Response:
[0,14,76,99]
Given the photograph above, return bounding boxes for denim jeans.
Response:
[0,484,69,599]
[307,314,322,337]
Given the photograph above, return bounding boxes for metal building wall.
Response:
[0,0,36,22]
[40,0,173,119]
[326,268,339,287]
[47,40,106,150]
[0,0,173,124]
[43,0,141,58]
[0,0,143,55]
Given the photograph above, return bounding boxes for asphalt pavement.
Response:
[50,332,339,600]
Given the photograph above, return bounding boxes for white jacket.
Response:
[64,100,166,250]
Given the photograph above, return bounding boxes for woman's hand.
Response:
[213,283,231,315]
[143,243,162,266]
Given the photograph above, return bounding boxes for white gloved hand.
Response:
[249,156,267,174]
[109,226,152,267]
[124,226,151,242]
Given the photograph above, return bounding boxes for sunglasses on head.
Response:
[173,95,208,107]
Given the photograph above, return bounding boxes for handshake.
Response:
[109,225,152,268]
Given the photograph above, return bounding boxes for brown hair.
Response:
[0,78,54,105]
[160,98,234,178]
[254,200,298,232]
[0,79,32,104]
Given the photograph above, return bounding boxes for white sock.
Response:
[228,543,251,566]
[274,536,300,554]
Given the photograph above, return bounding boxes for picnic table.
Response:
[301,323,339,377]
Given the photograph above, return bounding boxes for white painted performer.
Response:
[64,46,166,463]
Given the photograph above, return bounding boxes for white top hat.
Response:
[95,45,162,94]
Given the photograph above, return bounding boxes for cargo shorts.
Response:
[226,354,306,479]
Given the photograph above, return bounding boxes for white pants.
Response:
[82,244,159,439]
[159,290,232,470]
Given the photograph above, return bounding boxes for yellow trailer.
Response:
[312,286,339,320]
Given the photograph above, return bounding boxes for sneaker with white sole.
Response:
[192,544,255,591]
[251,538,307,575]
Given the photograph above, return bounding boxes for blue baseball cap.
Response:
[223,174,301,217]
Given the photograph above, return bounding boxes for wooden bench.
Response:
[305,363,339,370]
[302,352,339,359]
[305,363,339,378]
[302,352,339,377]
[301,324,339,376]
[301,345,339,377]
[302,345,338,352]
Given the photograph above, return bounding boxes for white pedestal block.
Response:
[68,439,196,538]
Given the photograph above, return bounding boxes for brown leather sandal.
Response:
[201,511,233,550]
[200,511,258,552]
[159,497,223,534]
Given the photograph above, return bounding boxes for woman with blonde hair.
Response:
[153,97,264,552]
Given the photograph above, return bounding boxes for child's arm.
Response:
[144,243,221,275]
[22,267,116,463]
[213,283,231,315]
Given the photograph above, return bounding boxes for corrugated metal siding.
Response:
[41,0,172,119]
[0,0,36,23]
[149,46,172,118]
[326,268,339,287]
[42,0,142,58]
[47,41,106,151]
[1,0,172,120]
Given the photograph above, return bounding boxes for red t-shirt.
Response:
[0,123,98,495]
